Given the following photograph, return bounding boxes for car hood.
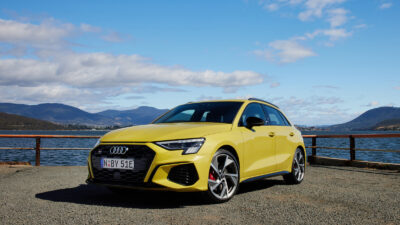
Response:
[100,123,232,142]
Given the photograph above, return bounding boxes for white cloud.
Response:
[303,28,352,41]
[0,52,263,88]
[298,0,346,21]
[270,82,280,88]
[0,17,266,107]
[0,18,74,50]
[255,0,353,63]
[321,28,352,40]
[80,23,101,33]
[364,101,380,107]
[253,49,274,61]
[0,84,104,107]
[101,31,130,43]
[254,39,316,63]
[289,0,304,5]
[265,3,280,11]
[259,0,351,27]
[327,8,348,27]
[354,24,367,29]
[253,27,351,64]
[380,3,393,9]
[268,40,316,63]
[0,18,131,53]
[196,95,222,101]
[270,95,351,125]
[313,85,339,89]
[395,86,400,90]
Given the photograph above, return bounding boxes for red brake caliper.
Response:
[209,170,216,181]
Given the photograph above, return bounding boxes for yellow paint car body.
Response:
[87,99,305,197]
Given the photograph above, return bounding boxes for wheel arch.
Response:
[296,145,307,167]
[297,145,306,155]
[218,145,240,169]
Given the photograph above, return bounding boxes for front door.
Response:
[239,103,277,179]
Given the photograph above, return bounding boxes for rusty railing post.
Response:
[350,136,355,161]
[310,137,317,164]
[35,137,41,166]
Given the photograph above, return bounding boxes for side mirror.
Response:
[246,117,264,129]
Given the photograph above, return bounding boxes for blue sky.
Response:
[0,0,399,125]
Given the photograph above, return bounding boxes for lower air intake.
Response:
[167,164,199,186]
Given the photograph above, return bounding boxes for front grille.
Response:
[167,164,199,186]
[91,145,155,185]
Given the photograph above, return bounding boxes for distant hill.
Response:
[0,112,66,130]
[0,103,115,126]
[0,103,169,127]
[329,107,400,131]
[97,106,168,125]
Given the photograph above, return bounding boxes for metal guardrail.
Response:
[0,133,399,166]
[0,135,100,166]
[302,134,400,162]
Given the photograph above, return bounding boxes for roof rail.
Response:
[248,98,279,108]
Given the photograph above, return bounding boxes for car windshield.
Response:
[153,102,244,124]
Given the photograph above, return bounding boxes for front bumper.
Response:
[87,142,210,192]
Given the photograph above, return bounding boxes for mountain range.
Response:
[328,106,400,131]
[0,103,168,126]
[0,102,399,130]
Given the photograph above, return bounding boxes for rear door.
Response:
[239,103,277,178]
[262,105,296,171]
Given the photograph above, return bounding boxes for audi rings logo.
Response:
[109,146,129,155]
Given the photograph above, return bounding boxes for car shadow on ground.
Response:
[35,178,284,209]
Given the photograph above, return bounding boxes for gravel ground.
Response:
[0,165,399,225]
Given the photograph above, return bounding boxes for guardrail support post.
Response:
[312,137,317,156]
[350,136,355,161]
[310,137,317,164]
[35,137,41,166]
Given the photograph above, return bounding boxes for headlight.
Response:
[155,138,205,155]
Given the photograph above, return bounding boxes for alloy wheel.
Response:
[293,149,305,182]
[208,153,239,200]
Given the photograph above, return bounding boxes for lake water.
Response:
[0,130,399,166]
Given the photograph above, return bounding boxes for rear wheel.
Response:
[203,149,239,203]
[283,148,305,184]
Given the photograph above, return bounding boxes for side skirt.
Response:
[241,171,290,183]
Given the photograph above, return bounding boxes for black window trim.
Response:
[261,103,291,127]
[238,102,267,127]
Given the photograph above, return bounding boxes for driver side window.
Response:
[239,103,266,127]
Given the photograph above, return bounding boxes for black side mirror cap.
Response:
[246,117,264,129]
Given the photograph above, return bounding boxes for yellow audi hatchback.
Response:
[87,98,306,203]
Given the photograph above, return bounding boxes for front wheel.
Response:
[203,149,240,203]
[283,148,305,184]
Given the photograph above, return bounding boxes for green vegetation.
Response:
[0,112,66,130]
[0,112,127,130]
[373,119,400,131]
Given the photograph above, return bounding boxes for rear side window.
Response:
[262,105,290,126]
[239,103,267,127]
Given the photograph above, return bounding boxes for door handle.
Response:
[269,132,275,137]
[289,132,295,137]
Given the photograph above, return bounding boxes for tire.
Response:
[203,149,240,203]
[283,148,305,184]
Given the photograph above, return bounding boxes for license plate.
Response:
[101,158,134,170]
